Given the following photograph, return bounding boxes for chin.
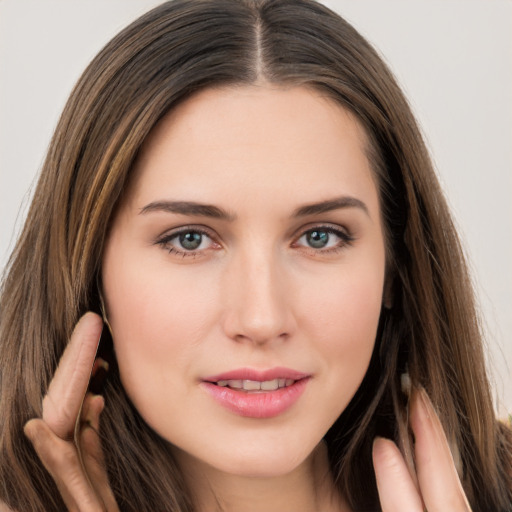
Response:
[202,438,319,479]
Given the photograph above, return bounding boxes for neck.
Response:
[173,442,350,512]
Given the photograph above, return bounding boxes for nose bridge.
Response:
[222,241,293,344]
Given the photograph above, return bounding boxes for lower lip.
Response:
[201,379,309,419]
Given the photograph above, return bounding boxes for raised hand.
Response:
[373,387,472,511]
[24,312,119,512]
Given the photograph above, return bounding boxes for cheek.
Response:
[296,257,384,382]
[102,249,221,391]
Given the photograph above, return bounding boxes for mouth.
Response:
[201,368,310,418]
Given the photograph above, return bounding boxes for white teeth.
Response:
[243,380,261,391]
[260,379,279,391]
[215,378,295,391]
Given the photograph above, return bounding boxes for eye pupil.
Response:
[307,230,329,248]
[179,232,202,250]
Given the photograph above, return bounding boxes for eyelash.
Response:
[155,224,354,258]
[155,226,217,258]
[293,225,355,255]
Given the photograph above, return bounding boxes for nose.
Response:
[221,248,296,346]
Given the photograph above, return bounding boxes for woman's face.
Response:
[102,85,386,477]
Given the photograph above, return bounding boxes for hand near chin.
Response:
[372,388,472,512]
[24,312,119,512]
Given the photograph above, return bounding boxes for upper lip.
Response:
[203,367,310,383]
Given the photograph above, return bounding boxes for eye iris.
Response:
[179,232,202,250]
[307,230,329,248]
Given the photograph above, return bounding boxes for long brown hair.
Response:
[1,1,510,510]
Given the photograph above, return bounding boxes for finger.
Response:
[24,419,104,512]
[373,436,424,511]
[79,394,120,511]
[43,312,103,439]
[410,388,471,512]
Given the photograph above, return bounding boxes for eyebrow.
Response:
[139,200,236,221]
[292,196,369,217]
[139,195,369,220]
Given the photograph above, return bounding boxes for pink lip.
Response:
[201,367,310,419]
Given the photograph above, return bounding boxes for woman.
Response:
[0,0,510,510]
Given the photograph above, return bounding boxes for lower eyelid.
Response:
[166,247,202,258]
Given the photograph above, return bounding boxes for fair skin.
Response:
[23,85,472,512]
[101,85,383,511]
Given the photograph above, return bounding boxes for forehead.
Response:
[126,85,378,214]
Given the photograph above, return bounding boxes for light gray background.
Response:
[1,0,511,413]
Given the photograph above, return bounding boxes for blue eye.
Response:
[296,226,353,252]
[305,230,330,248]
[156,228,216,256]
[179,231,203,250]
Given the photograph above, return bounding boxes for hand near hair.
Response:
[22,311,473,512]
[24,313,119,512]
[372,388,472,512]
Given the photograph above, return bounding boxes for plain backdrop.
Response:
[0,0,511,413]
